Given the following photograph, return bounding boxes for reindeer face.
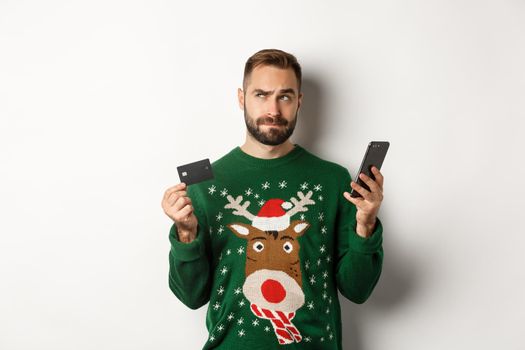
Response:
[227,220,310,313]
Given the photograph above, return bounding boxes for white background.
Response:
[1,1,524,349]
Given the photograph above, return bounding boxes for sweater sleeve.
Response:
[168,185,212,310]
[335,168,384,304]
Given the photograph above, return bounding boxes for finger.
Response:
[371,167,384,190]
[173,196,192,212]
[343,191,364,206]
[163,183,187,200]
[167,190,187,205]
[174,204,193,222]
[350,181,373,201]
[163,191,182,208]
[358,173,382,195]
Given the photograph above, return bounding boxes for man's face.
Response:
[238,65,303,146]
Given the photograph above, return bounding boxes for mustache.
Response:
[257,116,288,126]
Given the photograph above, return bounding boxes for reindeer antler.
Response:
[286,190,316,217]
[224,195,255,221]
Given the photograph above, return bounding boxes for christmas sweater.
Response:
[168,144,383,349]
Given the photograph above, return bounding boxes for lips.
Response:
[258,117,286,126]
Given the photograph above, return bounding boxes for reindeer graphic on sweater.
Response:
[225,191,315,345]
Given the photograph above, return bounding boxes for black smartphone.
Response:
[350,141,390,198]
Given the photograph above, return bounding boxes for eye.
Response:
[280,95,291,101]
[253,241,264,252]
[283,242,293,253]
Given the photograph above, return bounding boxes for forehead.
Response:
[246,65,299,92]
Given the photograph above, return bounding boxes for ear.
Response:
[226,222,253,240]
[237,88,244,110]
[297,91,303,111]
[289,220,310,238]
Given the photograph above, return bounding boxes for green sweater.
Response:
[168,144,383,349]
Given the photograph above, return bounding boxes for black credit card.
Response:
[177,158,214,186]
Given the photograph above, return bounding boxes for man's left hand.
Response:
[343,166,384,238]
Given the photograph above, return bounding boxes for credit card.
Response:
[177,158,214,186]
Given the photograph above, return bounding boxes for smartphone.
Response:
[350,141,390,198]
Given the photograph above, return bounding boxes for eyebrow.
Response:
[250,236,267,241]
[280,235,295,241]
[252,88,296,96]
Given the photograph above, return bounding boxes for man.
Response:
[161,49,384,349]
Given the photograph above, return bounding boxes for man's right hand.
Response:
[162,183,198,243]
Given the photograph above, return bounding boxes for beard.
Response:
[243,105,298,146]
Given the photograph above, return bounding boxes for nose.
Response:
[261,279,287,303]
[266,98,281,117]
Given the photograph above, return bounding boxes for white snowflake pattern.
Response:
[216,212,223,221]
[326,256,332,263]
[252,319,259,326]
[209,335,215,342]
[218,252,222,261]
[208,185,217,195]
[317,258,322,266]
[324,282,328,289]
[213,302,221,310]
[320,244,326,253]
[217,226,224,235]
[326,307,330,314]
[322,291,328,300]
[321,337,325,342]
[264,326,271,332]
[254,193,260,199]
[329,332,334,340]
[220,188,228,197]
[238,329,245,337]
[227,313,235,321]
[314,184,322,191]
[278,180,287,189]
[328,297,333,304]
[217,324,225,332]
[300,182,309,190]
[226,249,232,255]
[261,181,270,190]
[238,299,246,307]
[258,200,265,207]
[326,324,331,331]
[305,336,312,342]
[234,287,242,295]
[245,188,253,196]
[237,317,244,325]
[220,266,228,275]
[318,212,324,221]
[321,226,327,234]
[305,260,310,270]
[237,246,245,255]
[318,195,324,201]
[323,270,328,279]
[217,286,225,295]
[307,301,314,310]
[309,275,316,285]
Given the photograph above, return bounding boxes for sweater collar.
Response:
[229,143,305,169]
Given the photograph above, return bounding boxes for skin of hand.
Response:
[342,166,384,238]
[161,182,198,243]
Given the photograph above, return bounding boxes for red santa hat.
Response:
[252,198,292,231]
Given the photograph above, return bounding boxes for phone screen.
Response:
[350,141,389,198]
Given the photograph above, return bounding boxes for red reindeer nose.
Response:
[261,279,287,303]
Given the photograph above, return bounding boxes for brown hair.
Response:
[243,49,302,92]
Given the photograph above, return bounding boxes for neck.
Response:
[240,133,296,159]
